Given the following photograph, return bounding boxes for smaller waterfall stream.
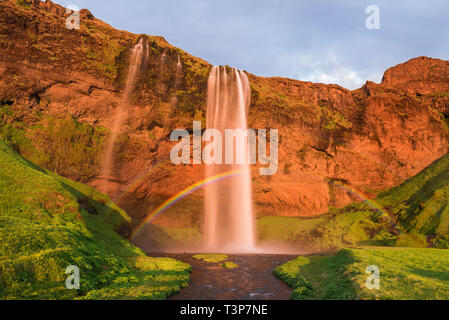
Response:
[100,38,148,194]
[171,54,183,108]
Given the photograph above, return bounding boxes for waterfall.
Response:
[204,65,256,253]
[171,54,183,108]
[161,48,167,64]
[100,37,148,194]
[160,48,167,73]
[176,54,182,74]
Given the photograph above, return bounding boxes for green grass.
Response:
[161,226,202,243]
[132,223,202,250]
[274,248,449,300]
[193,254,228,263]
[221,261,239,269]
[395,234,428,247]
[257,206,396,252]
[0,140,190,299]
[376,153,449,247]
[192,254,238,269]
[257,216,327,244]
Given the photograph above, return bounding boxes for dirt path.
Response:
[150,254,296,300]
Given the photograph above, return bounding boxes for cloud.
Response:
[53,0,448,90]
[276,51,384,90]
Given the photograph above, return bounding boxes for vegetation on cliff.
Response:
[0,102,107,182]
[0,140,190,299]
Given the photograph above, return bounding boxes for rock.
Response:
[1,0,449,234]
[249,293,261,298]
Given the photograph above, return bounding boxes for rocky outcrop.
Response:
[1,0,448,232]
[382,56,449,92]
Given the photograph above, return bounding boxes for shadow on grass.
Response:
[409,268,449,281]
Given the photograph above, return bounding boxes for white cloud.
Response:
[277,51,382,90]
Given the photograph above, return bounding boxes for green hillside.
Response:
[258,153,449,251]
[376,153,449,247]
[0,140,190,299]
[274,248,449,300]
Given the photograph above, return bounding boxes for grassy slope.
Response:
[0,140,190,299]
[257,216,327,244]
[259,152,449,251]
[274,248,449,300]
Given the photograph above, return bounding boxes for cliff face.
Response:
[1,0,449,230]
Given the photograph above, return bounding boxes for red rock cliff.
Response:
[1,0,448,230]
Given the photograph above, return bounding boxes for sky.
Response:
[54,0,449,90]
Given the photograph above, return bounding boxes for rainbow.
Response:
[130,168,249,240]
[106,151,398,241]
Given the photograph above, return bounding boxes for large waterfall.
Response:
[204,66,256,252]
[100,38,148,194]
